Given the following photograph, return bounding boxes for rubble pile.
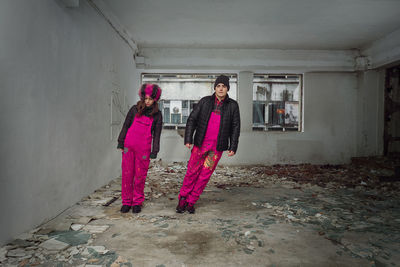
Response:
[0,228,130,266]
[143,156,400,200]
[1,156,399,266]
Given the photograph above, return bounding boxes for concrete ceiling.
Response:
[103,0,400,50]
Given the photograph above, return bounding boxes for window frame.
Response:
[252,74,303,132]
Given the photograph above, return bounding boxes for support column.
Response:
[238,71,253,132]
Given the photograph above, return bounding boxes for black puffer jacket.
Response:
[184,94,240,152]
[117,105,163,157]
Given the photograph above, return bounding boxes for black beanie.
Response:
[214,75,230,91]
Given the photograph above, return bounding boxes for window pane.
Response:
[253,101,265,124]
[164,107,170,123]
[253,74,302,131]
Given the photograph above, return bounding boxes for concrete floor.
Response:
[1,159,400,267]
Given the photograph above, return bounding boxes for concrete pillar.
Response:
[238,71,253,132]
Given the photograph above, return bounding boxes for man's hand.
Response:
[227,150,235,157]
[185,143,193,149]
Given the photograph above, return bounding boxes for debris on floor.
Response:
[1,156,399,266]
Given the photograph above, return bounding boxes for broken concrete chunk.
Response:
[71,224,85,231]
[39,239,70,251]
[0,247,7,262]
[81,247,90,256]
[15,232,33,241]
[6,248,29,257]
[8,239,34,248]
[144,187,152,193]
[87,246,109,254]
[71,216,93,225]
[49,230,91,246]
[83,225,110,233]
[286,215,296,220]
[90,199,112,206]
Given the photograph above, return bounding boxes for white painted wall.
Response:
[0,0,137,245]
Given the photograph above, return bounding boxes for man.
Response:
[176,75,240,214]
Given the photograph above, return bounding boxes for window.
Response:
[253,74,302,131]
[142,73,238,129]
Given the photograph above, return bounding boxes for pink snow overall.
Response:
[179,103,223,205]
[121,114,153,206]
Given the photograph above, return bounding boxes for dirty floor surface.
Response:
[1,157,400,267]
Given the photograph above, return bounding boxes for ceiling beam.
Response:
[138,48,358,72]
[362,28,400,69]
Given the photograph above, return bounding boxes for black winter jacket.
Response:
[184,94,240,152]
[117,105,163,158]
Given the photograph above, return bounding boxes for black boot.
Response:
[187,203,195,214]
[176,196,187,213]
[120,205,131,213]
[132,205,142,213]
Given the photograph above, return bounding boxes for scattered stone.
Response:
[247,245,255,251]
[82,248,90,256]
[36,228,53,235]
[2,157,399,266]
[0,247,7,262]
[87,246,109,255]
[49,230,91,246]
[159,223,169,228]
[83,225,110,234]
[43,221,72,232]
[71,216,93,225]
[15,232,33,241]
[39,239,70,251]
[18,258,30,266]
[69,247,80,256]
[71,224,85,231]
[8,239,34,248]
[287,215,295,220]
[7,248,28,257]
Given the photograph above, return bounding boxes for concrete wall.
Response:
[356,70,385,156]
[157,72,366,165]
[0,0,137,245]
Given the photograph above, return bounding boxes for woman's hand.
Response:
[185,143,193,149]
